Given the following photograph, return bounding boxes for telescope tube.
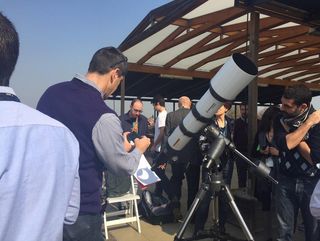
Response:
[168,53,258,151]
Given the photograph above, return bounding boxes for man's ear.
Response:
[109,68,119,83]
[300,103,308,111]
[114,68,122,78]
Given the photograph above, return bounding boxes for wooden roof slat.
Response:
[137,26,186,64]
[258,39,320,59]
[163,32,220,68]
[258,77,320,89]
[258,49,320,66]
[259,57,320,75]
[188,20,307,70]
[178,16,285,63]
[284,69,320,80]
[268,64,320,79]
[127,62,212,79]
[136,7,246,64]
[119,0,207,51]
[295,73,320,82]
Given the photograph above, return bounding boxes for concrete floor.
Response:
[105,164,305,241]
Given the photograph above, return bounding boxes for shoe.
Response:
[193,229,209,239]
[172,207,183,222]
[219,225,226,235]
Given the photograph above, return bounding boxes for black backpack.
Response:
[138,190,174,225]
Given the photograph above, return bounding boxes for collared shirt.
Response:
[310,179,320,219]
[75,74,141,175]
[0,87,80,241]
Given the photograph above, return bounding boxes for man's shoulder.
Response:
[235,117,245,125]
[159,110,167,117]
[44,80,72,92]
[140,114,148,121]
[2,102,69,130]
[175,108,189,117]
[119,112,130,121]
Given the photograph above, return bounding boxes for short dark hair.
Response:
[0,12,19,86]
[259,106,281,132]
[88,47,128,76]
[282,84,312,106]
[151,95,165,107]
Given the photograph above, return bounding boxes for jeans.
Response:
[275,175,320,241]
[63,214,105,241]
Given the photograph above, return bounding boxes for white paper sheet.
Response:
[134,154,160,186]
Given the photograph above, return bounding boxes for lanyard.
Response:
[0,93,20,102]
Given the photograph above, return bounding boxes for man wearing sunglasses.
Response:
[37,47,150,241]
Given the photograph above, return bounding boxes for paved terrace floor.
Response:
[105,163,305,241]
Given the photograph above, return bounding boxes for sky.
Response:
[1,0,173,117]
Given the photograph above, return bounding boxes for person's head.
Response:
[87,46,128,98]
[129,98,143,119]
[178,96,191,109]
[239,103,248,118]
[259,106,281,132]
[280,84,312,118]
[215,102,232,117]
[151,95,165,112]
[0,12,19,86]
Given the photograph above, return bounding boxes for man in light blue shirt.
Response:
[0,12,80,241]
[310,179,320,219]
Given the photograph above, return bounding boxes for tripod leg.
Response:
[174,182,210,241]
[223,185,254,241]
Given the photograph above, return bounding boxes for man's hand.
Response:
[306,109,320,126]
[157,163,167,170]
[260,146,270,155]
[269,146,279,156]
[285,109,320,150]
[123,132,133,152]
[134,136,151,154]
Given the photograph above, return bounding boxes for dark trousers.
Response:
[235,156,248,188]
[185,164,201,209]
[63,214,105,241]
[170,162,201,209]
[275,175,320,241]
[194,159,234,233]
[153,151,166,196]
[153,160,200,209]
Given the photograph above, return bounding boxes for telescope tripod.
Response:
[174,138,254,241]
[174,167,253,241]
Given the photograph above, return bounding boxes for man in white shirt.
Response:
[151,95,167,196]
[0,12,80,241]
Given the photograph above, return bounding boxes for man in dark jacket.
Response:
[233,103,249,188]
[165,96,202,219]
[120,98,148,137]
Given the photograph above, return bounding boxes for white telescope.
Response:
[168,53,258,151]
[152,53,258,169]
